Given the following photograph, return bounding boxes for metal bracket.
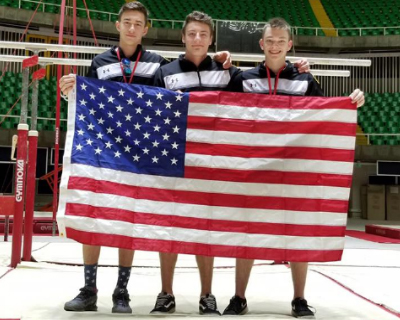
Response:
[11,135,18,160]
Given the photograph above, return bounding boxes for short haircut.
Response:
[118,1,148,24]
[262,17,292,40]
[182,11,214,35]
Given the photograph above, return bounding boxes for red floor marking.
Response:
[313,269,400,318]
[0,268,14,280]
[346,230,400,244]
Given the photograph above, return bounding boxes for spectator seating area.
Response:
[2,0,400,36]
[0,0,125,20]
[1,0,320,31]
[141,0,321,34]
[321,0,400,36]
[2,0,399,36]
[0,72,67,131]
[357,92,400,145]
[1,73,400,145]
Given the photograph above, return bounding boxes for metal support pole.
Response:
[10,123,28,268]
[23,63,42,262]
[53,0,67,236]
[73,0,77,74]
[10,64,30,267]
[23,130,38,262]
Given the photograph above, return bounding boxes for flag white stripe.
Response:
[58,87,78,236]
[186,129,356,150]
[64,216,345,250]
[66,189,348,226]
[69,163,350,200]
[188,102,357,123]
[184,154,354,175]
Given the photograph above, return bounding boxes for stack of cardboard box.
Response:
[361,185,400,220]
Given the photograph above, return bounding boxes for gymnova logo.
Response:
[15,159,24,202]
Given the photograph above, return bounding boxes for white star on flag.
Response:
[152,156,159,163]
[97,118,105,125]
[171,142,179,149]
[174,110,181,118]
[125,129,131,137]
[105,141,113,149]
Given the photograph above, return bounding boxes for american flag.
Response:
[57,76,357,262]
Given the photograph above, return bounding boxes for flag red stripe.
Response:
[65,227,344,262]
[184,167,352,188]
[189,92,355,110]
[187,116,356,136]
[68,177,349,213]
[186,142,355,162]
[66,203,346,237]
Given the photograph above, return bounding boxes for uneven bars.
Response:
[0,55,351,77]
[0,41,371,67]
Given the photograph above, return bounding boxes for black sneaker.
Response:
[222,295,248,315]
[64,286,98,312]
[112,287,132,313]
[291,298,315,319]
[199,293,221,315]
[150,292,176,314]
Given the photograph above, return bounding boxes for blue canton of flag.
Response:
[71,76,189,177]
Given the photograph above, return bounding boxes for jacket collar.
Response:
[178,54,213,71]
